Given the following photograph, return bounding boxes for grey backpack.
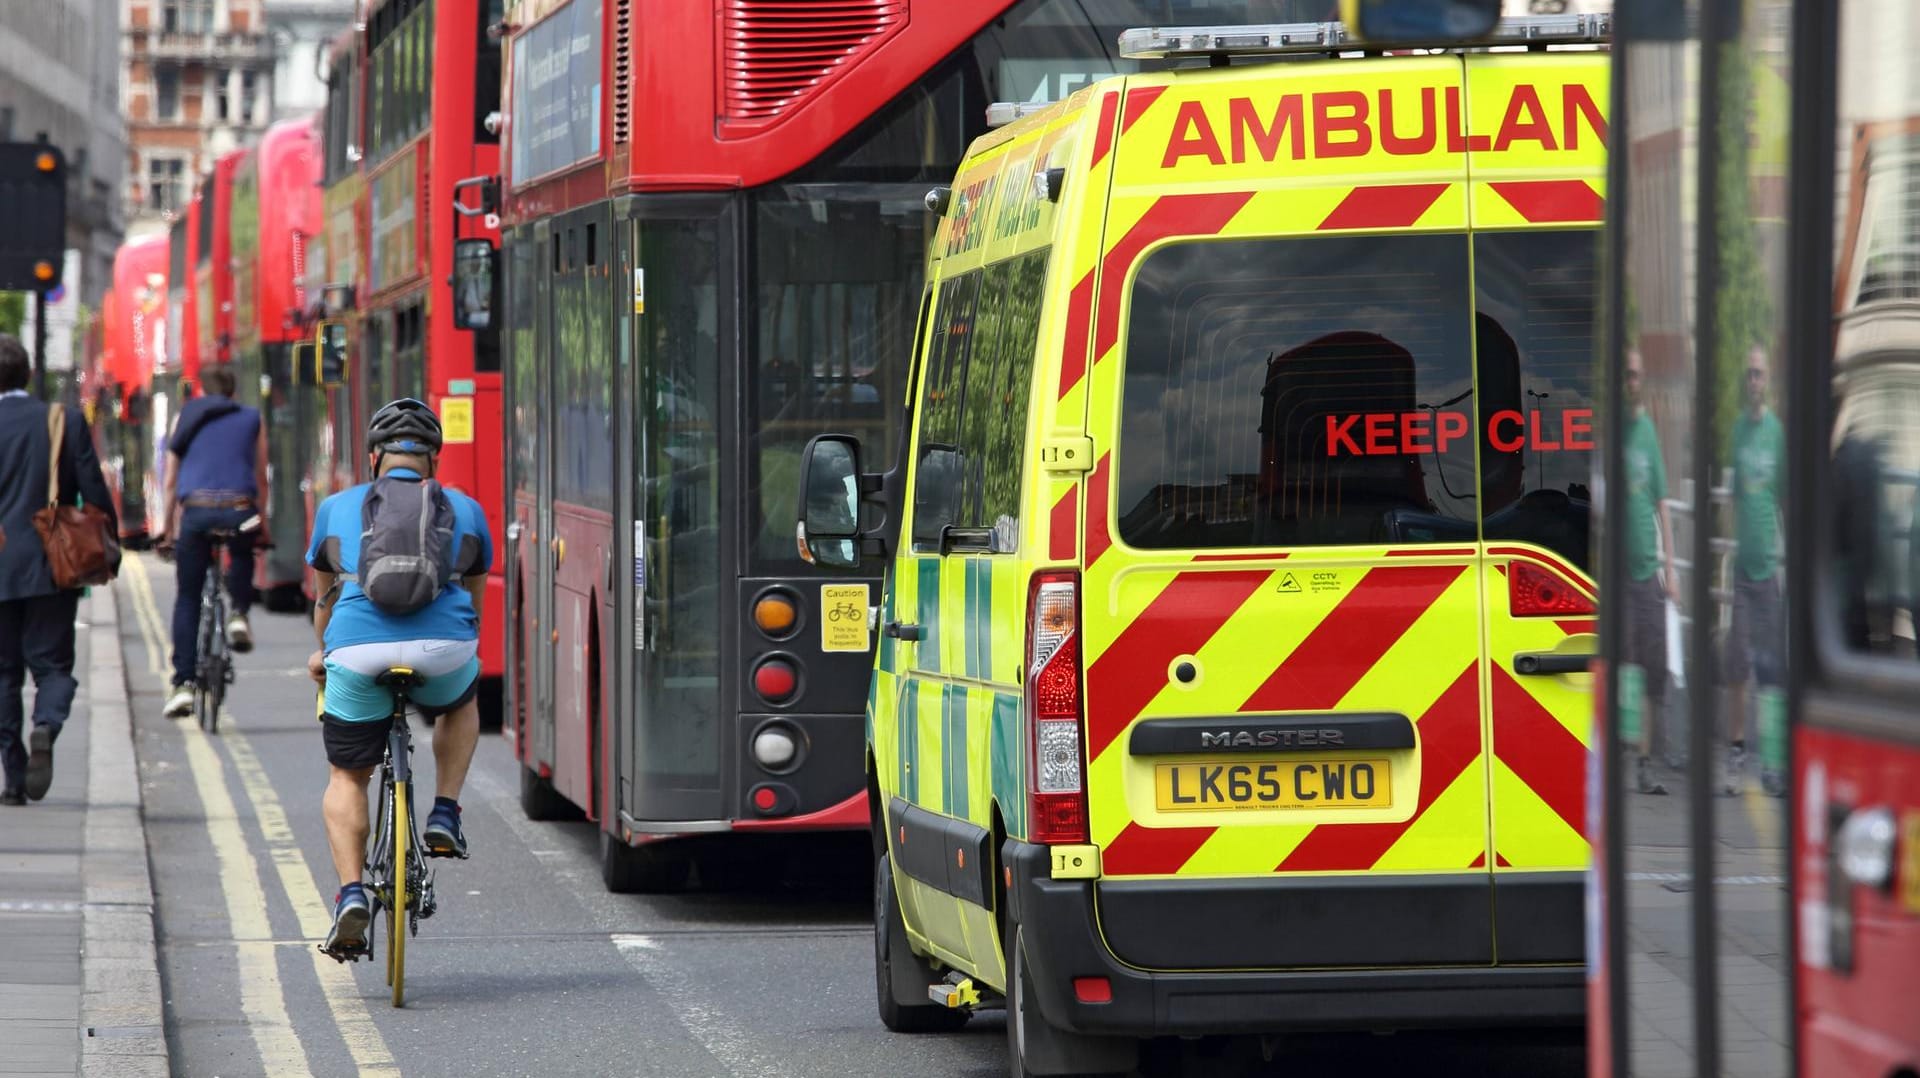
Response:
[356,476,457,615]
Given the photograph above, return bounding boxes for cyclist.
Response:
[155,364,267,719]
[305,400,493,957]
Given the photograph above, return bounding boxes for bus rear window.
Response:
[1116,234,1476,551]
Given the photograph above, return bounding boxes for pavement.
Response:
[1617,754,1793,1078]
[0,585,169,1078]
[0,552,1616,1077]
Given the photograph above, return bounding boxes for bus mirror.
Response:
[315,320,349,388]
[1337,0,1500,43]
[798,435,863,570]
[452,238,497,332]
[291,341,315,387]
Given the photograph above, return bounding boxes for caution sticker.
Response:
[820,583,870,653]
[440,397,474,444]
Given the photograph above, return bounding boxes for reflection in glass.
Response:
[636,218,722,794]
[1115,233,1474,551]
[1616,23,1699,1076]
[751,188,924,566]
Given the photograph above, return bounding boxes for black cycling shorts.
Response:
[320,675,477,771]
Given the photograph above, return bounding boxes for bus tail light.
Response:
[1509,560,1595,618]
[1027,572,1089,845]
[753,591,798,637]
[753,658,797,704]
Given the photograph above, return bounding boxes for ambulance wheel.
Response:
[518,765,576,821]
[1006,926,1136,1078]
[874,852,969,1033]
[601,830,690,894]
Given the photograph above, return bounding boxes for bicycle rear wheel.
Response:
[203,649,227,735]
[387,780,409,1006]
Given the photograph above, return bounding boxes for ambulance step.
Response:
[929,972,981,1009]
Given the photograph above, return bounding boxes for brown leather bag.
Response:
[31,404,121,588]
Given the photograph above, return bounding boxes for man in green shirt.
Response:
[1623,350,1677,795]
[1725,346,1784,795]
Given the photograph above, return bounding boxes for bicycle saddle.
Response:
[375,667,425,691]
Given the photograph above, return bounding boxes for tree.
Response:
[1713,43,1775,465]
[0,291,23,337]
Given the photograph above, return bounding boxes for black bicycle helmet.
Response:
[366,397,443,453]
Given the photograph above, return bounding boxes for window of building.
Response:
[162,0,212,34]
[147,157,187,213]
[213,69,230,122]
[156,68,180,121]
[240,71,258,126]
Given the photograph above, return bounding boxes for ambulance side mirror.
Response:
[797,435,881,569]
[1337,0,1500,43]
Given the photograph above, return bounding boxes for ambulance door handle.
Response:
[885,621,924,642]
[1514,651,1594,676]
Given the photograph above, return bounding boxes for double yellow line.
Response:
[123,555,399,1076]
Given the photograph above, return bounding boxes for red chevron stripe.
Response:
[1084,453,1113,568]
[1091,192,1255,362]
[1240,564,1465,712]
[1100,820,1216,877]
[1056,271,1095,398]
[1317,183,1448,231]
[1083,568,1274,760]
[1088,91,1121,168]
[1489,180,1603,223]
[1275,663,1483,872]
[1489,664,1587,838]
[1049,485,1078,562]
[1121,85,1168,134]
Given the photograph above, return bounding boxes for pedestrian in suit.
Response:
[0,333,117,804]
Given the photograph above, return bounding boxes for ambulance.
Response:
[797,13,1608,1075]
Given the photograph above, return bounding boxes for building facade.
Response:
[0,0,127,308]
[121,0,276,229]
[266,0,354,119]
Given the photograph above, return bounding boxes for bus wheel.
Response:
[600,830,690,894]
[1005,925,1135,1078]
[519,765,577,822]
[874,851,969,1033]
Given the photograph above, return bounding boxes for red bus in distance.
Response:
[230,117,324,610]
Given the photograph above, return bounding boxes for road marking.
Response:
[611,933,782,1077]
[125,555,397,1075]
[226,727,400,1075]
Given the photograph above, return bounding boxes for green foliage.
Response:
[0,292,23,338]
[1712,42,1776,465]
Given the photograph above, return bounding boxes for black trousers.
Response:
[0,590,81,792]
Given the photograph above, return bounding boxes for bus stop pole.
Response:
[32,288,47,400]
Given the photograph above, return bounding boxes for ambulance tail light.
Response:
[1509,560,1596,618]
[1027,571,1089,845]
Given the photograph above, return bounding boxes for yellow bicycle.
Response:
[320,667,438,1006]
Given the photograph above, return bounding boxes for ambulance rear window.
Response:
[1115,233,1478,550]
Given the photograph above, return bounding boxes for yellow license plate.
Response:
[1153,758,1390,811]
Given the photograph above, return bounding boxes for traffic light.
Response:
[0,141,67,292]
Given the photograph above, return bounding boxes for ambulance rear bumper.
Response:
[1004,841,1585,1036]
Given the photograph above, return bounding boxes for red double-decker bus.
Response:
[1588,1,1920,1075]
[231,116,324,610]
[195,149,245,375]
[316,0,507,720]
[496,0,1247,890]
[100,234,170,546]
